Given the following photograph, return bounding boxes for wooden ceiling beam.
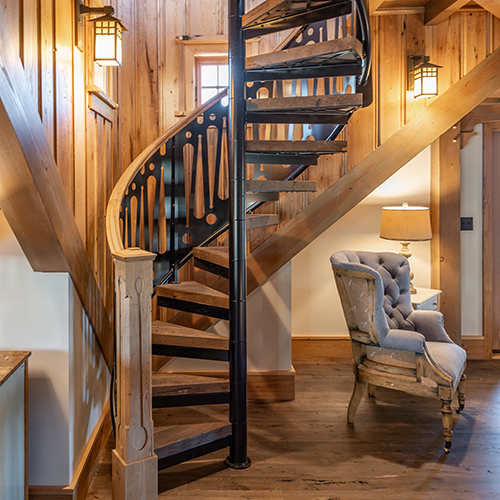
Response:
[425,0,470,26]
[0,7,113,370]
[245,46,500,292]
[473,0,500,20]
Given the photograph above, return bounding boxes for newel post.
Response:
[111,248,157,500]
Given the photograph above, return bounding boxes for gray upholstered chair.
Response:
[330,250,466,453]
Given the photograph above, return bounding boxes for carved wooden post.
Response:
[112,248,157,500]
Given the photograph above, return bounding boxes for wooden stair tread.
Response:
[246,180,316,193]
[152,372,229,397]
[156,281,229,309]
[243,0,352,38]
[154,422,231,460]
[246,94,363,114]
[246,140,347,153]
[246,37,363,72]
[247,214,279,229]
[152,320,229,350]
[193,247,230,268]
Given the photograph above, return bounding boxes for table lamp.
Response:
[380,202,432,294]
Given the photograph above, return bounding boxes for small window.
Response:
[196,57,228,106]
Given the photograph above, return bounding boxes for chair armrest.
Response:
[406,310,453,344]
[380,329,426,353]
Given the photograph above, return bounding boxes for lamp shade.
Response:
[380,204,432,242]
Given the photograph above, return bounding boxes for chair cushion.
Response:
[426,341,467,386]
[380,329,425,353]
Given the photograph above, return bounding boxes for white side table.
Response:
[411,287,441,311]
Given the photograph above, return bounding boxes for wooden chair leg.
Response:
[367,384,376,397]
[457,374,466,413]
[441,399,453,453]
[347,378,367,424]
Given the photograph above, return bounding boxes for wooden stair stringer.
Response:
[0,10,113,370]
[245,46,500,291]
[153,39,500,373]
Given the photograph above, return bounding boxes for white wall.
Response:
[291,147,432,337]
[163,262,292,372]
[460,124,483,336]
[0,211,109,485]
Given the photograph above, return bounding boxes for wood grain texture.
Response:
[292,337,353,362]
[425,0,469,25]
[475,0,500,19]
[430,126,461,345]
[246,37,363,70]
[112,249,157,498]
[193,246,230,268]
[482,122,500,356]
[246,94,363,111]
[152,320,229,349]
[0,6,113,369]
[0,351,30,389]
[244,46,500,294]
[156,281,229,309]
[88,360,500,500]
[152,372,230,397]
[246,140,347,152]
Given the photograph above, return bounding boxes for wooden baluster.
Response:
[193,134,205,219]
[158,166,167,254]
[218,117,229,200]
[130,196,138,247]
[183,143,194,227]
[293,80,303,141]
[147,176,156,252]
[207,125,218,209]
[139,186,145,249]
[124,207,129,249]
[112,248,158,500]
[246,123,254,181]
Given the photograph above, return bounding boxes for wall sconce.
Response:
[407,56,441,99]
[76,1,127,66]
[90,15,127,66]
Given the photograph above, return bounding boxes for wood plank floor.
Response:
[87,360,500,499]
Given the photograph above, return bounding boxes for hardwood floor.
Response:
[87,360,500,499]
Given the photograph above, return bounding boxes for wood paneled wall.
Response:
[0,0,125,319]
[348,9,500,169]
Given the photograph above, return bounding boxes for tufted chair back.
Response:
[330,250,414,345]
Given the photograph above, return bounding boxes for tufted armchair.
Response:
[330,250,466,453]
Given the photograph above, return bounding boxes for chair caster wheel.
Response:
[444,442,451,454]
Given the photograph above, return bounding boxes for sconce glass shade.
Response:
[380,204,432,242]
[413,61,440,99]
[92,15,126,66]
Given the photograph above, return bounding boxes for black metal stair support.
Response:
[227,0,251,470]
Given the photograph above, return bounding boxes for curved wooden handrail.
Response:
[106,89,228,255]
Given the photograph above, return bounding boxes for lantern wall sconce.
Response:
[75,0,127,66]
[407,55,442,99]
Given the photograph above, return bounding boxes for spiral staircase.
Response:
[107,0,371,473]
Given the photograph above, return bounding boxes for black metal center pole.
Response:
[226,0,251,469]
